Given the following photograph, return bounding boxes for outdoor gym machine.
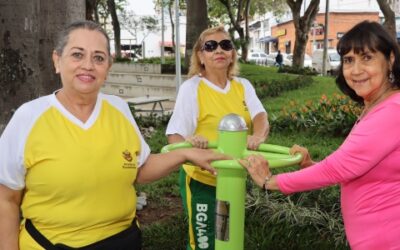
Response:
[162,114,302,250]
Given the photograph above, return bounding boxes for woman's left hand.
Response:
[247,135,266,150]
[239,154,271,188]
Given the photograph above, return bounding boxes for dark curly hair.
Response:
[335,21,400,104]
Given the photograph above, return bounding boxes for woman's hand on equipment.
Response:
[185,148,231,175]
[290,144,315,169]
[239,154,271,188]
[247,135,266,150]
[186,135,208,149]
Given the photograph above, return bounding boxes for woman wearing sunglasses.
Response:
[166,26,269,250]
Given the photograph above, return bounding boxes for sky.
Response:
[128,0,156,15]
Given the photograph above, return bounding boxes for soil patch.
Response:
[137,195,183,226]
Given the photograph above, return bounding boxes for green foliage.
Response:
[137,172,180,200]
[263,76,338,114]
[239,63,297,81]
[271,93,362,136]
[267,132,343,163]
[133,112,171,130]
[245,188,348,250]
[239,63,314,99]
[137,57,178,64]
[254,75,314,99]
[114,57,132,63]
[118,6,159,43]
[131,112,171,153]
[136,57,189,72]
[278,64,319,76]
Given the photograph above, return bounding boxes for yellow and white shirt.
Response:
[0,92,150,248]
[166,75,266,186]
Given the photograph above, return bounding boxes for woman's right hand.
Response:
[186,135,208,149]
[289,144,315,168]
[239,154,271,188]
[184,148,231,175]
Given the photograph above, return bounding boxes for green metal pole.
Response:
[214,114,248,250]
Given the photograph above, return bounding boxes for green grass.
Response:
[263,75,339,114]
[267,132,343,162]
[142,214,187,250]
[239,63,300,83]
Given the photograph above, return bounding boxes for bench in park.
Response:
[125,96,170,116]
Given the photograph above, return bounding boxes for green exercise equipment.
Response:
[162,113,302,250]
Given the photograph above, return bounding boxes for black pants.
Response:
[25,219,142,250]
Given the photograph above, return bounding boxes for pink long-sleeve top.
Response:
[277,93,400,250]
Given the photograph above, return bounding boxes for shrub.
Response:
[114,57,132,63]
[131,110,172,129]
[253,75,313,99]
[271,93,362,137]
[160,64,189,75]
[245,187,348,249]
[137,57,178,64]
[278,64,319,76]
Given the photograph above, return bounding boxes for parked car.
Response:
[247,51,268,65]
[312,49,341,75]
[287,53,313,67]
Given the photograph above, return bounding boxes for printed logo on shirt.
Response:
[123,150,133,162]
[122,150,137,168]
[243,100,248,111]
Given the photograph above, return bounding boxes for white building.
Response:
[110,1,186,59]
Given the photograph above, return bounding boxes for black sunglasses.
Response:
[201,39,234,52]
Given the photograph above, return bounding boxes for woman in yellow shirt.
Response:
[0,20,227,250]
[166,26,269,250]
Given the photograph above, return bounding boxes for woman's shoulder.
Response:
[181,75,202,87]
[16,94,53,117]
[232,76,251,84]
[232,77,254,89]
[178,76,202,95]
[100,93,126,105]
[369,92,400,120]
[4,95,53,136]
[381,92,400,108]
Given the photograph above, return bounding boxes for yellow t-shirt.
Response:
[0,93,150,249]
[183,78,252,186]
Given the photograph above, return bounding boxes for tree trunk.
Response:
[377,0,397,41]
[185,0,208,67]
[219,0,251,61]
[86,0,99,21]
[107,0,121,58]
[287,0,320,67]
[243,0,251,62]
[0,0,85,134]
[168,0,175,53]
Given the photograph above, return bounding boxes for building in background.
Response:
[250,0,400,56]
[109,0,186,60]
[272,11,379,56]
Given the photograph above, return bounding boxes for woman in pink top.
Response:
[241,21,400,250]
